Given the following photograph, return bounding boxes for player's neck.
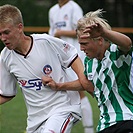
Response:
[14,35,32,55]
[58,0,69,7]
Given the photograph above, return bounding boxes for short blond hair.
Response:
[77,9,111,35]
[0,4,23,26]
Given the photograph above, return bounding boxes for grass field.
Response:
[0,89,100,133]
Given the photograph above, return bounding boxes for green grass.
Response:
[0,89,27,133]
[0,89,99,133]
[71,92,99,133]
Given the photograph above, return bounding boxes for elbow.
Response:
[126,35,132,47]
[0,95,15,104]
[126,41,132,53]
[121,37,132,53]
[127,37,132,50]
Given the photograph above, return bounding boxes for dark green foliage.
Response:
[0,0,132,27]
[0,0,132,51]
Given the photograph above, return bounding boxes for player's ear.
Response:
[18,23,23,31]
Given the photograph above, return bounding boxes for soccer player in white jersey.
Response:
[0,4,94,133]
[42,9,133,133]
[48,1,94,132]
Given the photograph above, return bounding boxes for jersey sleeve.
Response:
[48,8,54,36]
[48,5,57,36]
[0,55,18,97]
[71,3,83,30]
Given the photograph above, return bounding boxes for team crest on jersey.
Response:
[43,65,52,75]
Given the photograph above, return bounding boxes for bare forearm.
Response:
[103,29,132,52]
[71,57,84,79]
[55,30,77,38]
[56,79,84,91]
[83,23,132,52]
[71,57,94,93]
[61,30,77,38]
[0,96,13,105]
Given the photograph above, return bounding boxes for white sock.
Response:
[81,96,94,133]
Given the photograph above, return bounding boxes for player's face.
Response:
[0,23,22,50]
[78,36,101,59]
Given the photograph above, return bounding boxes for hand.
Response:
[41,76,57,90]
[54,29,62,38]
[81,23,105,39]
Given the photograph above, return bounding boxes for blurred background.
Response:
[0,0,133,51]
[0,0,132,27]
[0,0,133,42]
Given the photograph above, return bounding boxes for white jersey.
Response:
[49,0,85,66]
[0,34,81,132]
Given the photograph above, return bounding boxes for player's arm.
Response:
[41,57,94,94]
[0,95,14,104]
[102,28,132,53]
[41,57,83,91]
[42,76,94,96]
[69,56,94,94]
[83,23,132,53]
[42,76,83,90]
[54,29,77,38]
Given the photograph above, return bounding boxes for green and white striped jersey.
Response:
[84,43,133,132]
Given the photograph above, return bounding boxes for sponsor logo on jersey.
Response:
[17,65,52,91]
[19,80,27,86]
[55,21,66,28]
[18,79,42,90]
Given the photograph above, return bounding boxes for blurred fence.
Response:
[0,26,133,52]
[24,27,133,34]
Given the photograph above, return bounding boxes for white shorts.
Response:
[35,113,76,133]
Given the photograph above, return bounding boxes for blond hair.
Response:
[0,4,23,26]
[77,9,111,35]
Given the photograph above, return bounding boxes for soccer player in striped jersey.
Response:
[42,9,133,133]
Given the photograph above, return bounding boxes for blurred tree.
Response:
[0,0,132,27]
[75,0,133,27]
[0,0,50,26]
[0,0,132,51]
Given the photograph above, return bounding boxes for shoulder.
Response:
[109,44,118,52]
[68,1,82,10]
[31,33,64,45]
[31,33,50,40]
[67,1,83,16]
[31,33,52,44]
[1,47,11,62]
[49,4,59,13]
[109,43,130,54]
[31,33,56,41]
